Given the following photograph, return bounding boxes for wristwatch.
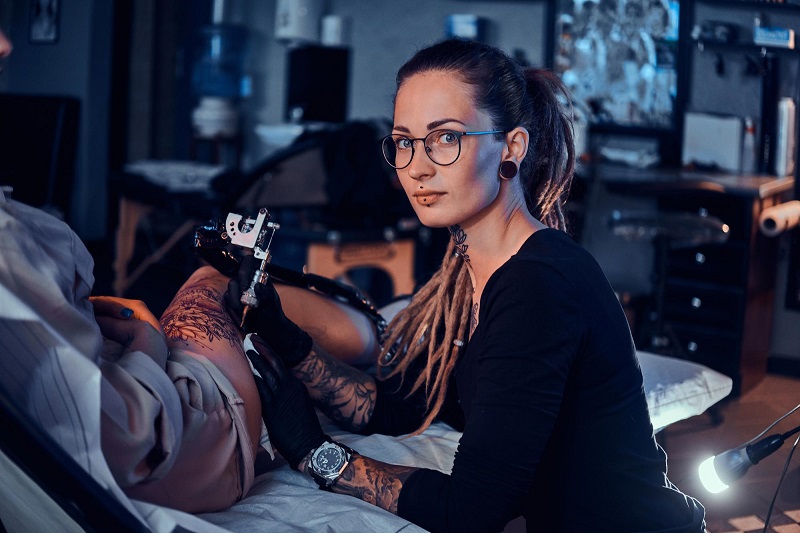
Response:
[307,440,357,490]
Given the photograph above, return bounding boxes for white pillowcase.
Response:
[637,350,733,432]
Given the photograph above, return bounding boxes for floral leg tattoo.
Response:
[161,274,242,351]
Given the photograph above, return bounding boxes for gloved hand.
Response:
[245,334,326,470]
[225,254,312,368]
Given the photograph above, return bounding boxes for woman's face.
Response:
[392,70,506,229]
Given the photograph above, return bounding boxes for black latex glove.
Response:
[245,334,326,470]
[225,254,312,368]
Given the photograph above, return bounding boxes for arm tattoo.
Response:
[449,224,470,263]
[160,275,241,351]
[293,344,376,432]
[334,455,417,515]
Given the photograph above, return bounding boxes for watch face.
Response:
[314,446,346,476]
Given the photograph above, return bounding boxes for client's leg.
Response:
[160,266,262,455]
[276,283,381,366]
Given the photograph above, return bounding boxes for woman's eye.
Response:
[396,137,413,150]
[437,131,458,145]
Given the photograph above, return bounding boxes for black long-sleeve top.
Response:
[364,229,705,532]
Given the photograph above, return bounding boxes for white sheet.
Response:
[200,419,461,532]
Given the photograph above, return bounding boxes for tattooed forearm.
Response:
[293,343,376,432]
[160,276,242,350]
[333,455,417,514]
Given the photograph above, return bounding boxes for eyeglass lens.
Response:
[382,130,463,169]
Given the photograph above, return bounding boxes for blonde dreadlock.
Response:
[377,238,471,435]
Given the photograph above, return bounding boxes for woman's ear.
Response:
[503,126,529,164]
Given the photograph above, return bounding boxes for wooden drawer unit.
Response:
[667,243,747,286]
[663,279,744,330]
[670,323,742,385]
[655,188,785,396]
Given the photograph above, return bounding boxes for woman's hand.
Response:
[91,296,168,365]
[225,255,312,368]
[245,334,325,469]
[248,335,414,515]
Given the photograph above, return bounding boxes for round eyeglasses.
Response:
[381,129,504,169]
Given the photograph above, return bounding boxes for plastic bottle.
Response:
[741,117,757,175]
[775,98,796,177]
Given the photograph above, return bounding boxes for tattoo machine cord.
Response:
[762,430,800,533]
[194,210,388,339]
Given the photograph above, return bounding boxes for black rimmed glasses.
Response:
[381,129,504,169]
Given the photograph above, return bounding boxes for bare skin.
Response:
[276,284,380,366]
[91,296,168,366]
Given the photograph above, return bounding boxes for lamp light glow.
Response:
[698,456,728,493]
[698,434,787,493]
[697,407,800,533]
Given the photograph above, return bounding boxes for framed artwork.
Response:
[29,0,59,44]
[553,0,681,130]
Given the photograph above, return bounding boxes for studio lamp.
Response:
[698,404,800,533]
[698,432,790,493]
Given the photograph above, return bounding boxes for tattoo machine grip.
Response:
[240,255,271,329]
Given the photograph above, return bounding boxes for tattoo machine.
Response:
[224,208,280,328]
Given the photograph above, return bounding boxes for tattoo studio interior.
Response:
[3,0,800,531]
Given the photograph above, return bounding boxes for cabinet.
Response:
[657,183,789,396]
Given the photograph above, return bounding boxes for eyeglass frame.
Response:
[381,129,505,169]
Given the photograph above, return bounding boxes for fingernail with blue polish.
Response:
[120,308,134,318]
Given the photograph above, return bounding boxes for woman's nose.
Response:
[406,146,434,181]
[0,30,13,59]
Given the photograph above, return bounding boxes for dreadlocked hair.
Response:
[377,238,471,435]
[520,68,575,233]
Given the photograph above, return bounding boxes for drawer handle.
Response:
[687,341,698,353]
[691,297,702,308]
[695,252,706,264]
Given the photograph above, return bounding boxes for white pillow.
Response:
[637,350,733,432]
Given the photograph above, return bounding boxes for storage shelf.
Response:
[694,0,800,13]
[694,39,798,55]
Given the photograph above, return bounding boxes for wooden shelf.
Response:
[694,0,800,13]
[694,39,799,55]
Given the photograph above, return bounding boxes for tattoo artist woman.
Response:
[231,39,705,532]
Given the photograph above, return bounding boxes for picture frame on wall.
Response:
[29,0,59,44]
[553,0,681,131]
